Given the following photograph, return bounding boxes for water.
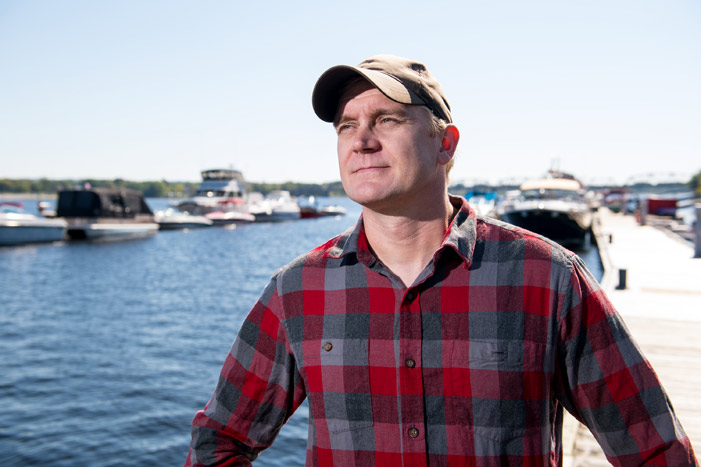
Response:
[0,197,601,466]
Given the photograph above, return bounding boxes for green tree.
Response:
[690,170,701,196]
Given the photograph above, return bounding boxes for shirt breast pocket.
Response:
[301,339,374,439]
[449,339,550,442]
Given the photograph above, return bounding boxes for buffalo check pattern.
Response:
[186,196,696,466]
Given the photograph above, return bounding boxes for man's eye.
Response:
[337,123,353,134]
[380,117,398,124]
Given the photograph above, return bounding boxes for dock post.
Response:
[639,198,647,225]
[616,269,627,290]
[695,203,701,258]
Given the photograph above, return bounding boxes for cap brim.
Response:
[312,65,417,122]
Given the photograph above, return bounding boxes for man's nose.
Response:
[351,125,381,153]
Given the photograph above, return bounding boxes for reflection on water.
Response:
[0,197,601,466]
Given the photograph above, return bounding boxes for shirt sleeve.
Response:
[554,255,697,466]
[184,275,306,467]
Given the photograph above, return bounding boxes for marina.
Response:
[3,2,698,464]
[1,192,699,466]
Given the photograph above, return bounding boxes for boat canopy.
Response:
[57,188,153,218]
[519,178,582,192]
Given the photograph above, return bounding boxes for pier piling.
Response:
[694,203,701,258]
[615,268,627,290]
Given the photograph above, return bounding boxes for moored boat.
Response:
[204,210,256,226]
[298,196,348,219]
[57,188,159,241]
[155,208,213,230]
[177,169,251,216]
[497,171,594,247]
[248,190,301,222]
[0,202,67,246]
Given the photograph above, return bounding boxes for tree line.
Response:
[2,171,699,198]
[0,178,347,198]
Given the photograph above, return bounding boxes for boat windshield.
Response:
[521,189,579,201]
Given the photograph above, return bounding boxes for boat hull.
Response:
[0,223,67,246]
[0,209,67,246]
[155,211,213,230]
[66,221,159,241]
[156,220,212,230]
[252,211,301,222]
[500,207,592,247]
[205,211,256,225]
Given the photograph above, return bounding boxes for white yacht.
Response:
[177,169,250,216]
[497,171,594,247]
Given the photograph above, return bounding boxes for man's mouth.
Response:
[353,165,389,174]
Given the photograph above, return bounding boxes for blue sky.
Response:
[1,0,699,186]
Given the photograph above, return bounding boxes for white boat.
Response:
[248,190,301,222]
[497,171,594,247]
[56,188,159,241]
[177,169,251,216]
[319,205,348,217]
[204,210,256,226]
[0,202,67,246]
[298,196,348,218]
[155,208,213,230]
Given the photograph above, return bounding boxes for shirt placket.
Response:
[399,287,427,465]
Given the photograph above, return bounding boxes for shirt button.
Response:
[405,291,416,302]
[405,358,416,369]
[323,342,333,352]
[408,427,419,438]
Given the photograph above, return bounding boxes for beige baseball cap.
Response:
[312,54,453,123]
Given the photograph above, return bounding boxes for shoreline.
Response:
[0,193,56,201]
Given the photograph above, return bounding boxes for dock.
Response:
[563,208,701,465]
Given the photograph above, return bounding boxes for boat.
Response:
[56,188,159,241]
[0,202,67,246]
[298,196,348,219]
[248,190,301,222]
[204,210,256,226]
[464,190,499,218]
[155,208,213,230]
[177,169,251,216]
[319,204,348,217]
[497,171,594,247]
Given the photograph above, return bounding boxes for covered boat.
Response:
[497,171,594,247]
[0,202,67,246]
[57,188,159,241]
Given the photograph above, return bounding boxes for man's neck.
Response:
[362,194,456,287]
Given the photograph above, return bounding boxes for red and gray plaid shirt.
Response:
[186,196,696,466]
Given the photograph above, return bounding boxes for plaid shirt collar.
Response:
[324,195,477,270]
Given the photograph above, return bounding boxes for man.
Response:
[185,55,696,466]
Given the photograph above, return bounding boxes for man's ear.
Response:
[438,125,460,165]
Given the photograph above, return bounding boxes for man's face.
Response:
[334,81,445,213]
